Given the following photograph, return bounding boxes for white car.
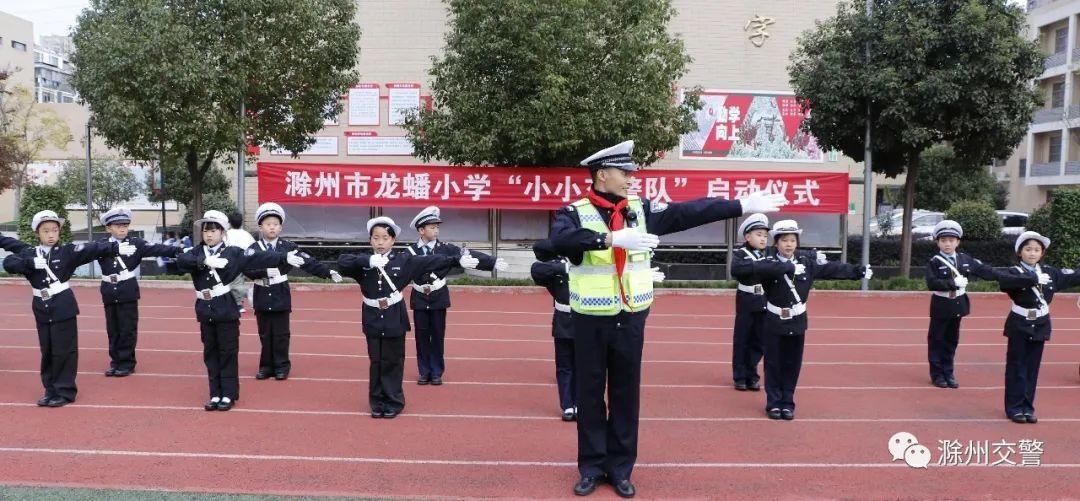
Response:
[870,210,944,237]
[997,211,1029,235]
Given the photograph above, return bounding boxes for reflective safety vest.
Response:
[568,196,654,316]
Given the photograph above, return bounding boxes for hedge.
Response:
[1047,189,1080,267]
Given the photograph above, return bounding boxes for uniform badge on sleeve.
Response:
[74,244,84,252]
[245,248,255,256]
[650,201,668,213]
[1064,268,1075,275]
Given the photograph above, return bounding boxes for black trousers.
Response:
[256,311,291,374]
[1004,334,1045,417]
[732,309,765,383]
[104,301,139,371]
[37,318,79,401]
[200,320,240,400]
[414,309,447,378]
[763,330,806,411]
[367,335,406,413]
[554,337,576,410]
[573,310,647,481]
[928,316,962,380]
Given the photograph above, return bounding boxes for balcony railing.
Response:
[1046,51,1067,69]
[1030,162,1062,176]
[1032,107,1066,123]
[1065,160,1080,175]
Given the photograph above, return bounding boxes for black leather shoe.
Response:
[417,376,430,385]
[1025,413,1038,424]
[113,369,132,378]
[45,396,72,407]
[370,410,384,419]
[274,372,288,380]
[932,378,949,388]
[1010,414,1028,424]
[255,370,271,380]
[767,408,782,420]
[781,409,795,421]
[205,399,220,411]
[734,381,748,391]
[430,377,443,386]
[37,395,52,407]
[573,475,602,496]
[946,376,959,389]
[746,380,761,391]
[383,409,400,419]
[217,399,234,411]
[104,368,116,377]
[612,478,636,498]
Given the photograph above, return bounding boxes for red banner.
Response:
[257,162,849,213]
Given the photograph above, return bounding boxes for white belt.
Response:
[737,283,764,295]
[766,302,807,319]
[1011,304,1049,320]
[32,281,70,300]
[933,289,966,298]
[554,301,571,313]
[256,274,289,287]
[195,283,232,300]
[363,291,404,309]
[101,269,136,284]
[411,277,447,294]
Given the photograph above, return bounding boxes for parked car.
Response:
[869,210,944,237]
[997,210,1029,235]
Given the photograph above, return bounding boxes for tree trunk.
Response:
[898,159,920,278]
[12,161,28,221]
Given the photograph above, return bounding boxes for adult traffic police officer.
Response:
[549,140,786,498]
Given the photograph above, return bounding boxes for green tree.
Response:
[71,0,360,235]
[0,86,74,217]
[145,158,230,208]
[789,0,1043,277]
[17,185,73,243]
[56,157,145,220]
[0,70,25,192]
[914,145,1003,212]
[402,0,700,167]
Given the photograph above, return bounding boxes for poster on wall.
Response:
[346,131,414,156]
[387,82,421,125]
[270,136,339,156]
[348,83,380,126]
[680,90,823,162]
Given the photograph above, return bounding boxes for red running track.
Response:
[0,281,1079,499]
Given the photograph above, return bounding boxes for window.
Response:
[1052,82,1065,108]
[1020,158,1027,177]
[1055,27,1069,54]
[11,40,26,52]
[1049,136,1063,162]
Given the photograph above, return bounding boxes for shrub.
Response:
[17,185,73,243]
[945,200,1001,240]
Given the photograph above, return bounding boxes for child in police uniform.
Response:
[530,238,577,420]
[406,206,503,385]
[924,220,1015,389]
[243,203,342,380]
[752,219,870,420]
[96,207,183,377]
[729,213,770,391]
[175,210,305,411]
[337,216,476,418]
[998,231,1080,423]
[3,210,136,407]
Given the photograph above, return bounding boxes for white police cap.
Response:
[580,140,637,172]
[256,202,286,225]
[31,210,65,232]
[769,219,803,239]
[367,216,401,237]
[739,213,769,236]
[1015,231,1050,253]
[100,207,133,226]
[194,210,230,230]
[410,206,442,229]
[932,220,963,240]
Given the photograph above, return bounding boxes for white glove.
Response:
[863,265,874,280]
[460,254,480,269]
[33,256,47,269]
[1037,272,1050,285]
[793,263,806,275]
[204,256,228,269]
[816,251,827,265]
[330,270,343,283]
[286,249,305,267]
[494,258,509,272]
[118,242,137,256]
[610,228,659,251]
[266,268,281,278]
[369,254,389,269]
[651,267,665,282]
[953,275,968,289]
[738,191,788,214]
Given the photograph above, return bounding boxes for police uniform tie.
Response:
[423,246,430,256]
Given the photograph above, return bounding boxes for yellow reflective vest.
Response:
[568,196,654,316]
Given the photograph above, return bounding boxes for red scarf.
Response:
[586,189,630,304]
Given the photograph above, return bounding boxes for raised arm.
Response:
[925,259,957,292]
[337,253,374,280]
[71,241,120,266]
[643,197,743,236]
[751,259,796,280]
[531,261,567,287]
[3,252,33,275]
[0,236,31,254]
[134,238,183,259]
[813,261,863,280]
[403,254,457,283]
[549,207,607,264]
